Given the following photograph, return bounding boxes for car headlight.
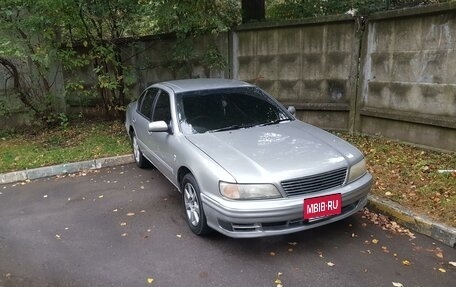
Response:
[219,182,282,200]
[348,158,367,183]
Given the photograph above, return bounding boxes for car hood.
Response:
[185,120,362,183]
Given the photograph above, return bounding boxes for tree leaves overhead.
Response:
[149,0,241,37]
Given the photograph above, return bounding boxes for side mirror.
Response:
[148,121,170,133]
[287,106,296,116]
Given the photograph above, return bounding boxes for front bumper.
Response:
[201,172,372,238]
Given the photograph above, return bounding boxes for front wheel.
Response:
[131,132,151,168]
[182,174,211,236]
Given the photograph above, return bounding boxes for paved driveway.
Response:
[0,164,454,286]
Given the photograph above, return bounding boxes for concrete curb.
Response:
[0,156,454,247]
[367,194,456,248]
[0,154,135,184]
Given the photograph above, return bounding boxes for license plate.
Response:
[303,194,342,220]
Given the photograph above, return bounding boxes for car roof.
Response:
[154,78,254,93]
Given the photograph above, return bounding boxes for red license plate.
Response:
[303,194,342,220]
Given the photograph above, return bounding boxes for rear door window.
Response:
[138,88,159,121]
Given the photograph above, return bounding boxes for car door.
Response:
[144,89,176,181]
[135,87,159,160]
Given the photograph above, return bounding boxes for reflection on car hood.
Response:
[185,121,362,183]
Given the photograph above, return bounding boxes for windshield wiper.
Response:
[259,118,291,127]
[209,124,256,133]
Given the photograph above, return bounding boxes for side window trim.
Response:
[136,90,147,113]
[138,88,159,121]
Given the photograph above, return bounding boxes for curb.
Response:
[367,194,456,248]
[0,156,454,247]
[0,154,135,184]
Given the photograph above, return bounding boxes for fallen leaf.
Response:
[176,234,182,238]
[98,195,104,199]
[385,191,392,196]
[121,233,128,237]
[43,195,48,198]
[327,262,335,267]
[140,186,145,189]
[120,222,126,226]
[392,282,403,287]
[372,239,379,244]
[55,234,61,239]
[274,279,282,284]
[449,261,456,267]
[435,252,443,259]
[438,268,446,273]
[147,277,154,284]
[126,212,135,216]
[140,210,146,213]
[277,272,283,276]
[113,209,118,212]
[402,260,411,266]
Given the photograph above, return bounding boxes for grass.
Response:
[0,121,131,173]
[337,132,456,227]
[0,122,454,227]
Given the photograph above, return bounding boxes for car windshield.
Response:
[176,87,292,134]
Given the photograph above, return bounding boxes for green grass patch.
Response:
[0,121,131,173]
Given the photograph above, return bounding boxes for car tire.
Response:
[131,132,150,169]
[182,173,211,236]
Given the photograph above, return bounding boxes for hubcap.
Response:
[132,136,140,163]
[184,183,200,226]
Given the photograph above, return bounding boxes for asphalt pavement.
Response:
[0,164,455,287]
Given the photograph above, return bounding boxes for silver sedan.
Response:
[125,79,372,238]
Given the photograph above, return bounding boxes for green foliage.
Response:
[0,0,241,124]
[150,0,241,37]
[151,0,240,78]
[266,0,449,19]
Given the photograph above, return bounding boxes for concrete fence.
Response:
[1,3,455,151]
[232,3,456,151]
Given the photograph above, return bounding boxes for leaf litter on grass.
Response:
[337,133,456,227]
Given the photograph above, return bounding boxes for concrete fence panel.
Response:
[233,16,361,131]
[358,4,456,151]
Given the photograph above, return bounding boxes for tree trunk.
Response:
[241,0,265,23]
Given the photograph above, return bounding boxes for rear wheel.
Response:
[131,132,150,168]
[182,173,211,235]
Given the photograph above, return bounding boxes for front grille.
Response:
[281,167,347,196]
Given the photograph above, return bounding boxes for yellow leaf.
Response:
[147,277,154,284]
[436,252,443,259]
[449,261,456,267]
[438,268,446,273]
[372,239,379,244]
[402,260,411,266]
[274,279,282,284]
